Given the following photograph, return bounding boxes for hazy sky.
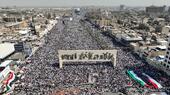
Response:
[0,0,169,7]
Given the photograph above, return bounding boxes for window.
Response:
[167,51,169,55]
[167,65,169,68]
[168,61,170,64]
[165,59,167,62]
[168,48,170,50]
[166,55,168,58]
[163,64,166,67]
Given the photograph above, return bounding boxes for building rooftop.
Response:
[0,60,12,67]
[121,34,143,41]
[0,43,15,60]
[156,45,167,50]
[164,26,170,29]
[5,22,22,27]
[18,30,29,35]
[152,55,165,62]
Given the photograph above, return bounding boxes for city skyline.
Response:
[0,0,169,7]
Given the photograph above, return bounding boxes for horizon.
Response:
[0,0,169,7]
[0,5,168,8]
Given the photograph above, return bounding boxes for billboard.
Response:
[58,50,117,68]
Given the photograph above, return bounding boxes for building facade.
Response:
[146,6,165,14]
[164,38,170,70]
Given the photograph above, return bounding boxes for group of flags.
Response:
[127,70,163,89]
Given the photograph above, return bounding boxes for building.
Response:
[120,33,143,46]
[74,8,80,15]
[119,5,125,11]
[5,21,28,30]
[146,6,165,14]
[157,39,168,46]
[161,38,170,75]
[150,46,166,57]
[0,43,15,62]
[95,18,112,30]
[168,6,170,14]
[136,45,166,59]
[2,17,22,22]
[162,26,170,35]
[164,38,170,70]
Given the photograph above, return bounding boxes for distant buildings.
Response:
[120,33,143,46]
[2,16,22,22]
[146,6,166,14]
[119,5,125,11]
[74,8,80,15]
[168,7,170,14]
[95,18,111,29]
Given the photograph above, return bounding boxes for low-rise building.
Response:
[95,18,111,29]
[146,6,165,14]
[0,43,15,62]
[120,33,143,46]
[5,20,28,30]
[162,26,170,35]
[2,16,22,22]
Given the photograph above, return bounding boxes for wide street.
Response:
[13,12,170,95]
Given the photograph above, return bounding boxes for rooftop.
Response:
[121,34,143,41]
[0,43,15,60]
[5,22,22,27]
[0,60,12,67]
[156,45,167,50]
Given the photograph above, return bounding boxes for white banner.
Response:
[58,50,117,68]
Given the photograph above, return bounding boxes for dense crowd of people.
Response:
[13,14,170,95]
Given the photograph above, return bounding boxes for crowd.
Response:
[13,14,170,95]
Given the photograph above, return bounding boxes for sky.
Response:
[0,0,169,7]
